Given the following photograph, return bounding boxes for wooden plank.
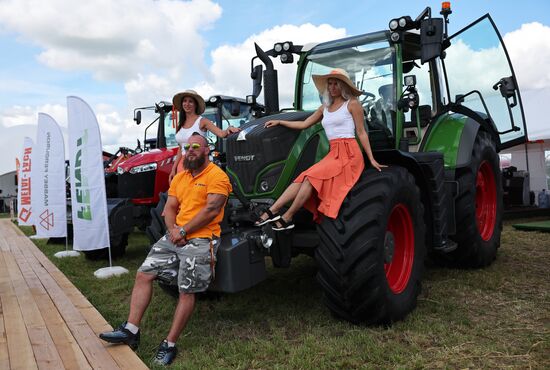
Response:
[5,235,121,370]
[9,238,91,370]
[0,297,10,370]
[0,251,38,370]
[4,245,64,370]
[9,233,148,370]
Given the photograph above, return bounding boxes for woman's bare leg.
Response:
[280,178,313,223]
[257,182,301,222]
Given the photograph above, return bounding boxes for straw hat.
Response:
[172,90,206,114]
[312,68,362,97]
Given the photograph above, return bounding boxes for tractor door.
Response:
[442,15,527,149]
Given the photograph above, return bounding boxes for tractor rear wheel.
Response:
[316,166,426,325]
[449,130,502,267]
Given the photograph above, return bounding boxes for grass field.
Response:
[19,219,549,369]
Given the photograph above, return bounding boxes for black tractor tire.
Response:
[146,192,168,244]
[83,233,128,260]
[316,166,426,325]
[447,130,503,268]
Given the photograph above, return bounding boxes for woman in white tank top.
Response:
[169,90,241,181]
[255,69,385,230]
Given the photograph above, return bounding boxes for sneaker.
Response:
[99,322,140,350]
[153,340,178,366]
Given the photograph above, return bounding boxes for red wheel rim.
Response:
[384,204,415,294]
[476,160,497,241]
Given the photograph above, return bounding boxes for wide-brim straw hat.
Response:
[312,68,363,97]
[172,90,206,114]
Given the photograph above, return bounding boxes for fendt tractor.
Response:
[157,4,527,325]
[84,96,257,259]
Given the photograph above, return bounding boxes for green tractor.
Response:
[165,5,527,325]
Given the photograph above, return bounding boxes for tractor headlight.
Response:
[129,162,157,174]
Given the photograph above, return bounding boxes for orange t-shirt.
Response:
[168,162,232,239]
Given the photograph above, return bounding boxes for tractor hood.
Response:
[116,147,178,174]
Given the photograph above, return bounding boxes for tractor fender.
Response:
[420,113,482,169]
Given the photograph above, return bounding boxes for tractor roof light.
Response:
[274,43,283,53]
[389,19,399,31]
[280,53,294,63]
[282,41,292,51]
[209,96,218,103]
[398,17,408,28]
[441,1,452,15]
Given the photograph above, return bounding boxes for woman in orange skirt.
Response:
[256,68,385,230]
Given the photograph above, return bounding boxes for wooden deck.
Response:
[0,219,148,370]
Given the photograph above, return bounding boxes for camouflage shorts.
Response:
[138,236,219,293]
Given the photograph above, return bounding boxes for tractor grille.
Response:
[117,171,156,199]
[226,112,312,194]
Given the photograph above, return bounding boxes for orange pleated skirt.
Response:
[294,138,364,222]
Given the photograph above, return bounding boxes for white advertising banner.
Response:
[67,96,110,251]
[17,137,34,226]
[32,113,68,238]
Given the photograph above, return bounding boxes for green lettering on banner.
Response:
[74,129,92,221]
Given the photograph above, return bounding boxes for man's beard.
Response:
[184,154,206,170]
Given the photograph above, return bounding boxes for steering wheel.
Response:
[360,92,376,110]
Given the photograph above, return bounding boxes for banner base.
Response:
[94,266,129,279]
[54,250,80,258]
[30,235,48,239]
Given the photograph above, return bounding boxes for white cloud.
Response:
[0,0,221,82]
[504,22,550,91]
[203,23,347,106]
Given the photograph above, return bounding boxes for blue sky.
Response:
[0,0,549,174]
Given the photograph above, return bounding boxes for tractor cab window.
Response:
[301,33,396,140]
[203,101,254,150]
[443,15,527,149]
[164,111,178,148]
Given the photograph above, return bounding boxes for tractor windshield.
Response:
[300,32,396,133]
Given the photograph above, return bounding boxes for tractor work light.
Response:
[281,53,294,63]
[129,162,157,174]
[404,75,417,86]
[274,43,283,53]
[246,95,256,104]
[390,32,400,42]
[389,19,399,30]
[398,17,408,28]
[209,96,218,103]
[282,42,291,51]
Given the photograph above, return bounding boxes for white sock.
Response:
[166,340,176,348]
[124,322,139,334]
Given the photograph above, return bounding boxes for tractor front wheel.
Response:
[315,166,426,325]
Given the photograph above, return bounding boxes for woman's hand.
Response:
[264,120,280,128]
[226,125,241,135]
[370,159,387,172]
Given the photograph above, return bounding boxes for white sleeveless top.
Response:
[175,116,207,151]
[322,100,355,140]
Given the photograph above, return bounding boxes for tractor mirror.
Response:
[251,65,263,98]
[134,111,141,125]
[420,18,444,63]
[230,101,241,116]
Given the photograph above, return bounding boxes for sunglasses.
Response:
[183,143,203,151]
